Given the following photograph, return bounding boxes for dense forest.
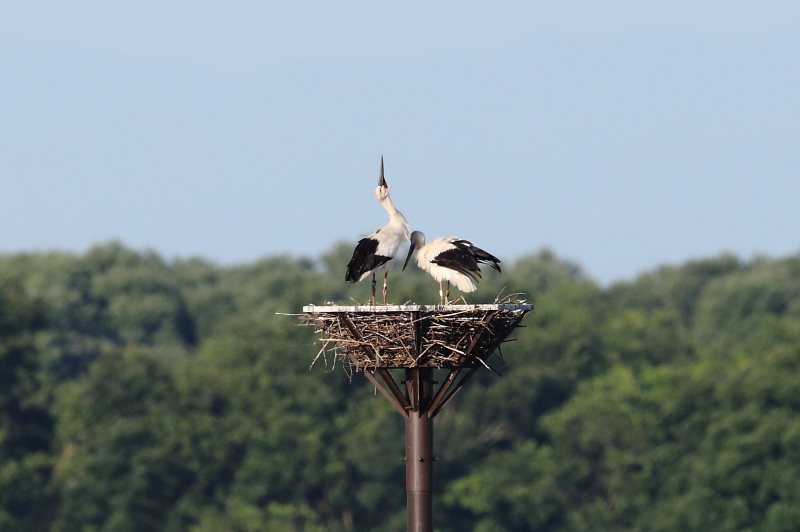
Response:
[1,241,800,532]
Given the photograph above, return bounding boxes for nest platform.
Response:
[301,304,532,370]
[299,302,532,531]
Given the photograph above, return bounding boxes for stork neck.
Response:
[381,197,411,239]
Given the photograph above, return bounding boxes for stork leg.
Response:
[371,273,377,306]
[438,281,444,305]
[383,272,388,305]
[445,281,450,304]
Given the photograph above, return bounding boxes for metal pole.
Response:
[406,368,434,532]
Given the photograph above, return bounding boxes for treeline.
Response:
[1,241,800,531]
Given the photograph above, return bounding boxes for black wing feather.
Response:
[345,237,392,283]
[463,241,501,273]
[432,248,481,281]
[431,240,501,282]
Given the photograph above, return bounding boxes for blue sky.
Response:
[2,2,799,284]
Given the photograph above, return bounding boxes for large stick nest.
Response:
[300,301,530,370]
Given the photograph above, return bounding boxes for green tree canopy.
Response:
[1,242,799,531]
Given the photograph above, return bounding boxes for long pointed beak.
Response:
[402,243,415,270]
[379,156,387,188]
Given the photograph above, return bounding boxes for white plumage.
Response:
[403,231,501,304]
[345,157,410,305]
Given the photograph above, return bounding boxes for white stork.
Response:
[345,157,411,305]
[402,231,501,305]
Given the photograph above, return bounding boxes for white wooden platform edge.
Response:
[302,304,533,313]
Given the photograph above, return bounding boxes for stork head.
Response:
[374,156,390,202]
[403,231,426,270]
